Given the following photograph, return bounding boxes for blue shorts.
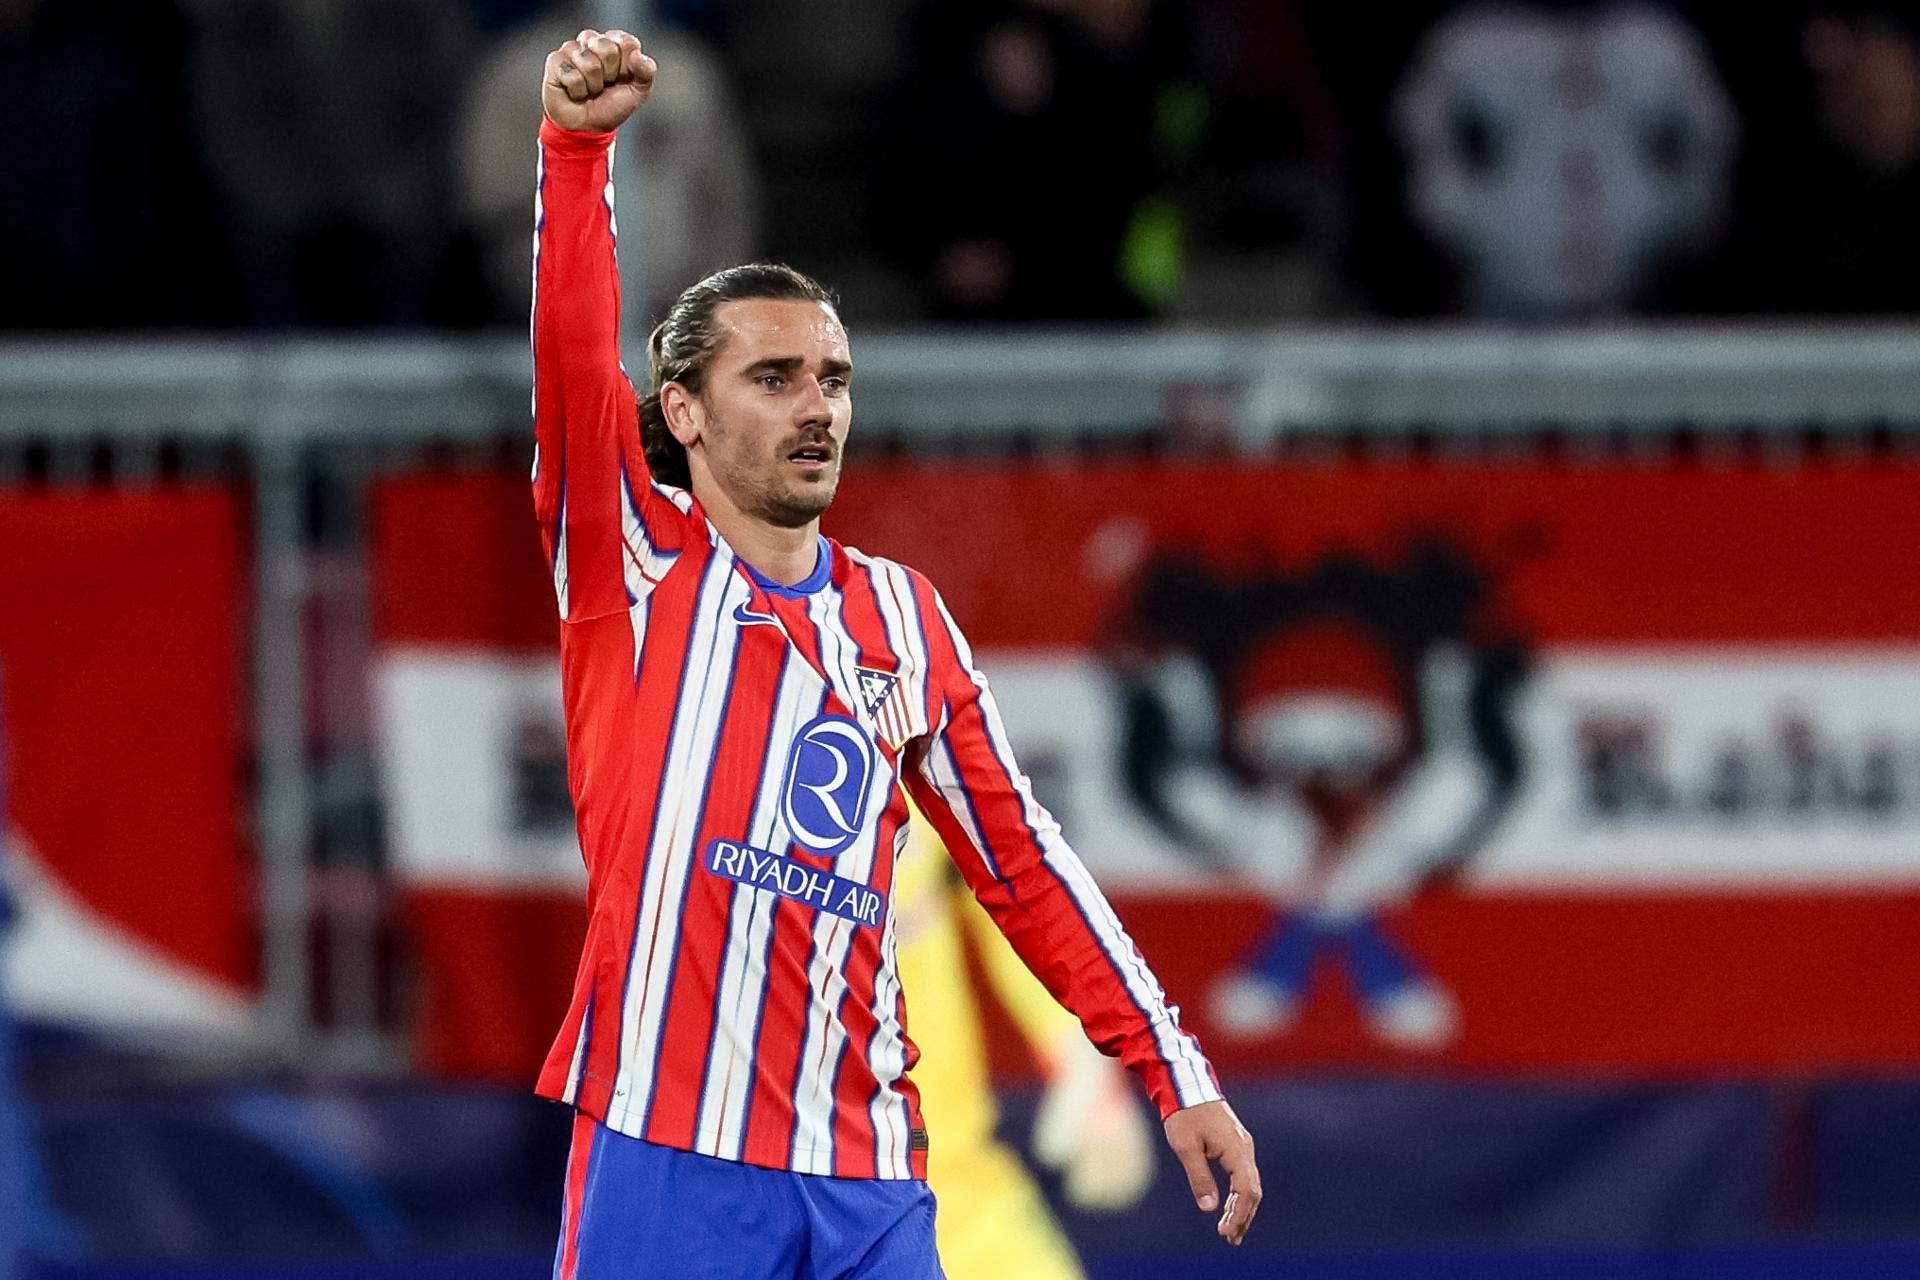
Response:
[553,1114,944,1280]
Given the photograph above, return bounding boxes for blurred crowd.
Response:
[4,0,1920,329]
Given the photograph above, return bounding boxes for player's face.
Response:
[694,298,852,529]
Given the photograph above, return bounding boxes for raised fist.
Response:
[542,29,656,134]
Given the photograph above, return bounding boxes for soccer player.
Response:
[894,807,1155,1280]
[531,30,1261,1278]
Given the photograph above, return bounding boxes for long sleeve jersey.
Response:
[529,119,1219,1180]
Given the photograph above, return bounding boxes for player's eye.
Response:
[758,374,786,391]
[822,377,848,396]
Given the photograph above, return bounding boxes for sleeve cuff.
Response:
[1147,1059,1224,1120]
[539,117,617,155]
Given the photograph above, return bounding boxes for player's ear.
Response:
[661,381,703,448]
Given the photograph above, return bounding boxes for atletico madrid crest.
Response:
[856,665,911,749]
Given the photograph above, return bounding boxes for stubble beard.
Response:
[702,407,842,529]
[751,466,839,528]
[710,444,839,529]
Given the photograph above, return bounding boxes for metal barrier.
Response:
[9,323,1920,441]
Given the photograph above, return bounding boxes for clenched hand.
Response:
[542,28,656,134]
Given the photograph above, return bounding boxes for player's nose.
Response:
[793,376,832,427]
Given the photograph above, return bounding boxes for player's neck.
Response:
[697,484,821,586]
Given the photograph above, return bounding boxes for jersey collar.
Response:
[742,535,832,599]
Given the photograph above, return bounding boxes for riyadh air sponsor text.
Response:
[705,839,885,927]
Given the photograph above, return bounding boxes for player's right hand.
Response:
[542,29,656,134]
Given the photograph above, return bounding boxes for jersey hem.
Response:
[537,1088,927,1181]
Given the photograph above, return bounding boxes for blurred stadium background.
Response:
[8,0,1920,1276]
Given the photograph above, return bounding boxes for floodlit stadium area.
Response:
[8,3,1920,1277]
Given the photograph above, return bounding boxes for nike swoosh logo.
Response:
[734,602,781,628]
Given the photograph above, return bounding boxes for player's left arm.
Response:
[901,582,1262,1245]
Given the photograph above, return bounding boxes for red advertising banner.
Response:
[373,461,1920,1079]
[0,487,250,1032]
[372,472,579,1079]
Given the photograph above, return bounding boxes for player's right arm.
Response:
[531,30,668,622]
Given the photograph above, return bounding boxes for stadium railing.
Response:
[7,323,1920,441]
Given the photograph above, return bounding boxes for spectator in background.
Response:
[457,3,760,327]
[881,0,1205,321]
[186,0,476,326]
[1389,1,1736,320]
[1732,6,1920,313]
[0,0,231,329]
[1170,0,1347,317]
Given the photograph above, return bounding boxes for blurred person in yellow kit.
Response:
[893,800,1155,1280]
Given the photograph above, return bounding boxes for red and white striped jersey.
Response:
[529,119,1220,1180]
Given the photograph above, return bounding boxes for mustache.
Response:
[783,432,839,458]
